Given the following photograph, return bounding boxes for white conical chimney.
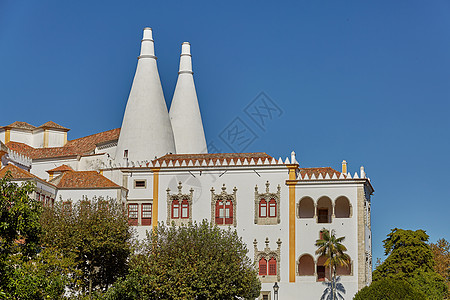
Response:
[169,42,207,154]
[115,28,176,163]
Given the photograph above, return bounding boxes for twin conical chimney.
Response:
[169,42,208,154]
[115,28,176,163]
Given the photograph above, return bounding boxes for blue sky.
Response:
[1,1,449,262]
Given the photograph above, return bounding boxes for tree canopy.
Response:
[372,228,448,300]
[354,278,426,300]
[106,220,261,300]
[40,197,133,295]
[430,238,450,290]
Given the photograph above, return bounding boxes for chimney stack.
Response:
[169,42,208,154]
[115,28,176,163]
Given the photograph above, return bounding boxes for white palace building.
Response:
[0,28,373,299]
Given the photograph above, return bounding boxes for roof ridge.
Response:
[67,128,120,143]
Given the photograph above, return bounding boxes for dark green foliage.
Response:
[353,278,426,300]
[372,228,448,300]
[3,247,78,299]
[106,220,261,300]
[40,198,133,294]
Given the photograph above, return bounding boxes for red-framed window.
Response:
[181,199,189,219]
[36,192,40,202]
[259,258,267,275]
[172,200,180,219]
[215,199,233,225]
[40,194,45,203]
[45,196,50,207]
[128,204,138,225]
[141,203,152,226]
[268,257,277,275]
[268,198,277,217]
[259,199,267,217]
[317,266,326,281]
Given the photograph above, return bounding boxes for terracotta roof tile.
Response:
[46,164,73,173]
[0,164,39,180]
[2,121,36,130]
[65,128,120,155]
[5,128,120,160]
[299,167,342,178]
[37,121,69,131]
[50,171,120,189]
[153,152,273,166]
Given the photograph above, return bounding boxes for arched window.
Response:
[181,199,189,218]
[259,258,267,275]
[298,254,315,276]
[172,199,180,219]
[216,199,233,225]
[259,199,267,217]
[336,257,352,275]
[268,199,277,217]
[317,197,332,223]
[268,257,277,275]
[298,197,314,218]
[335,196,351,218]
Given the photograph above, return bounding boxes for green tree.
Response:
[430,238,450,290]
[3,247,78,300]
[0,171,42,293]
[315,228,350,300]
[353,278,426,300]
[40,197,133,296]
[373,228,448,300]
[106,220,261,300]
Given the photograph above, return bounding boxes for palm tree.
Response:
[315,228,351,300]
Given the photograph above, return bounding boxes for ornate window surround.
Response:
[166,181,194,226]
[254,181,281,225]
[210,184,237,227]
[253,237,282,282]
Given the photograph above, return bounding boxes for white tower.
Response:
[169,42,208,154]
[115,28,176,163]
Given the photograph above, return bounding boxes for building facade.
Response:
[0,27,373,299]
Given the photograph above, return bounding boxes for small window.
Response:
[268,257,277,275]
[134,180,146,189]
[263,295,269,300]
[259,199,267,217]
[215,199,233,225]
[124,149,128,158]
[259,258,267,275]
[181,199,189,219]
[141,203,152,226]
[172,200,180,219]
[268,199,277,217]
[128,204,138,225]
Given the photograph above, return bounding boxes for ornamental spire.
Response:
[115,28,176,163]
[169,42,207,154]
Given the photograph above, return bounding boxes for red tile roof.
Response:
[50,171,120,189]
[65,128,120,155]
[5,128,120,160]
[153,152,274,166]
[46,164,73,173]
[37,121,69,131]
[1,121,36,130]
[0,164,39,180]
[6,142,78,159]
[299,167,343,179]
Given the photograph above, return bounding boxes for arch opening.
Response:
[298,254,314,276]
[317,197,332,223]
[335,196,351,218]
[298,197,314,218]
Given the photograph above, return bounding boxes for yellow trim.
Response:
[49,173,54,180]
[287,164,297,282]
[99,170,103,175]
[43,129,49,148]
[64,132,67,145]
[5,129,10,143]
[152,168,160,229]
